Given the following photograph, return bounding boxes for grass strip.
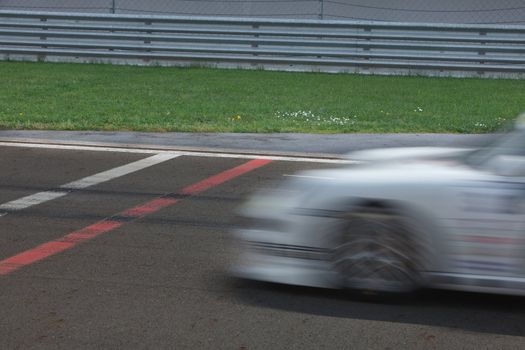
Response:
[0,61,524,133]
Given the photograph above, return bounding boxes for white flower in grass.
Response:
[274,110,356,126]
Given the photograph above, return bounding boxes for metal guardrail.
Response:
[1,10,524,77]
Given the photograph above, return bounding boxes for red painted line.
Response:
[0,220,123,276]
[0,159,272,276]
[120,198,179,218]
[180,159,272,195]
[61,220,123,244]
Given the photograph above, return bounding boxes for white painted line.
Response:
[0,142,357,164]
[0,191,68,211]
[62,153,178,190]
[0,142,160,154]
[0,153,180,212]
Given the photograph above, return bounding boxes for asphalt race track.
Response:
[1,144,525,349]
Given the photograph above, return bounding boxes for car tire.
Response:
[330,205,421,297]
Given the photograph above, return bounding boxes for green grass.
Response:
[0,61,524,133]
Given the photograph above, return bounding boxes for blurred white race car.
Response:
[233,117,525,296]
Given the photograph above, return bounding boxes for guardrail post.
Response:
[251,24,259,66]
[478,30,487,75]
[318,0,324,20]
[362,27,371,72]
[111,0,116,14]
[39,17,47,62]
[144,21,152,63]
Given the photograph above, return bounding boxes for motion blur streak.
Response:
[234,117,525,297]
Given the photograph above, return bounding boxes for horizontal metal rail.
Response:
[2,47,523,72]
[2,21,525,44]
[3,28,525,53]
[1,10,524,77]
[1,10,525,32]
[4,39,525,65]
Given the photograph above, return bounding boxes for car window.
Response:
[465,130,525,168]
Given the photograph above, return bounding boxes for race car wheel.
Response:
[331,206,421,295]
